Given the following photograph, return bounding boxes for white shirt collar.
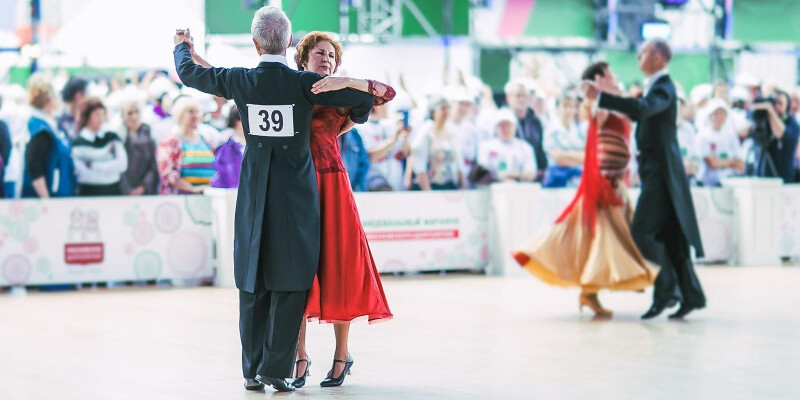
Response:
[259,54,289,67]
[645,68,669,93]
[79,127,102,142]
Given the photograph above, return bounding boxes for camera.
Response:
[751,96,776,147]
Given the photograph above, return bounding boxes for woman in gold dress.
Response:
[513,62,659,317]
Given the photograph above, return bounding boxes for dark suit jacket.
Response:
[174,43,374,292]
[599,75,704,257]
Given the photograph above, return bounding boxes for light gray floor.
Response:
[0,266,797,399]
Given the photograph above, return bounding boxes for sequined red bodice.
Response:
[309,79,396,174]
[310,106,348,174]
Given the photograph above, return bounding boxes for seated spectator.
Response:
[340,128,370,192]
[72,98,128,196]
[210,106,245,189]
[475,109,536,183]
[505,80,546,182]
[119,101,158,195]
[543,92,585,188]
[21,75,75,198]
[157,96,216,194]
[360,104,410,191]
[696,99,745,186]
[411,98,464,190]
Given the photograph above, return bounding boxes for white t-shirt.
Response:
[477,138,536,180]
[359,119,406,191]
[450,119,491,174]
[542,118,585,167]
[412,123,462,186]
[696,126,742,186]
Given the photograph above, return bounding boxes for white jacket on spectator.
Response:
[72,128,128,186]
[411,121,463,186]
[477,137,537,181]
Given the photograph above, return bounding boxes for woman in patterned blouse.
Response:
[156,96,216,194]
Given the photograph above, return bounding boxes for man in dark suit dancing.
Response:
[583,40,706,320]
[173,6,374,392]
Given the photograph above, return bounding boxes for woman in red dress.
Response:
[513,62,658,317]
[183,31,393,388]
[291,31,394,388]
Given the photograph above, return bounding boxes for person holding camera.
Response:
[753,89,799,183]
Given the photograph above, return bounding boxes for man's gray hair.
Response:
[251,6,292,55]
[649,39,672,63]
[504,79,529,96]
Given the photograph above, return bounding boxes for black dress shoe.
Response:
[292,359,311,388]
[244,378,264,391]
[320,356,353,388]
[668,304,697,319]
[256,375,296,392]
[641,299,678,320]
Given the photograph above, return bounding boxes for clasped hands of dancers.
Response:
[174,6,392,392]
[514,39,706,321]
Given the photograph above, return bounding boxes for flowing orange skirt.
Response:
[514,186,658,293]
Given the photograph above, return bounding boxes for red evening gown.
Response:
[304,80,395,324]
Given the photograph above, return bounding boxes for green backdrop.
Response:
[205,0,469,36]
[733,0,800,42]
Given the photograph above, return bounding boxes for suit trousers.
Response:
[631,161,706,308]
[239,280,307,379]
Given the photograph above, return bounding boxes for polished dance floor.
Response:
[1,266,797,400]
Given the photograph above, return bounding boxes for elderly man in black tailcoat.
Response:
[583,40,706,320]
[173,6,374,392]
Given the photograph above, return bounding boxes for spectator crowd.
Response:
[0,66,799,200]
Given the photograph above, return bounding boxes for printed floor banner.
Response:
[0,196,214,286]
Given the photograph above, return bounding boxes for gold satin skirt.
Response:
[514,186,658,293]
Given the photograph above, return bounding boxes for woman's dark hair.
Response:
[78,98,106,131]
[61,77,88,103]
[581,61,609,82]
[226,106,241,129]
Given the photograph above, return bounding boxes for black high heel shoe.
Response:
[320,355,353,387]
[291,359,311,388]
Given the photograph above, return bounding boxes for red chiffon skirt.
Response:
[305,171,393,324]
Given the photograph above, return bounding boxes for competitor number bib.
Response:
[247,104,295,137]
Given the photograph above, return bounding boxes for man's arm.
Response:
[173,43,234,99]
[594,84,674,122]
[299,73,374,124]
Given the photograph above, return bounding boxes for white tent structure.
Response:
[43,0,205,69]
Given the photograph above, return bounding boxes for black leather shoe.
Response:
[641,299,678,320]
[244,378,264,391]
[256,375,296,392]
[668,304,697,319]
[320,355,353,388]
[292,359,311,388]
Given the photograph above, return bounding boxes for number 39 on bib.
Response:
[247,104,295,137]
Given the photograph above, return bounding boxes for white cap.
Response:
[494,108,518,128]
[690,83,713,105]
[706,98,729,117]
[730,86,749,102]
